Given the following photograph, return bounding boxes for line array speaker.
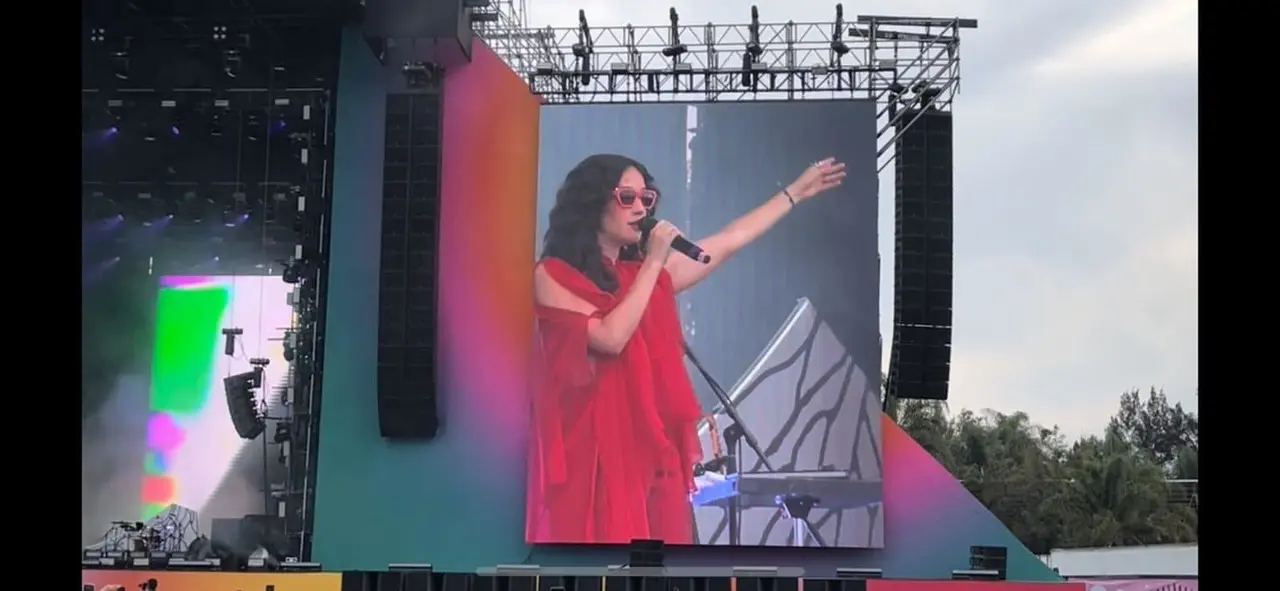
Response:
[888,109,954,401]
[376,92,442,439]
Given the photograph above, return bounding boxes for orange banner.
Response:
[81,570,342,591]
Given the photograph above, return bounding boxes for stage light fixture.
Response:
[110,50,129,80]
[273,421,292,444]
[402,61,441,89]
[160,99,186,136]
[207,106,225,136]
[830,4,850,56]
[283,257,303,284]
[573,9,595,85]
[835,567,882,580]
[917,86,943,108]
[661,8,688,59]
[746,6,764,58]
[951,569,1001,581]
[282,330,297,362]
[223,49,241,78]
[574,10,593,59]
[221,327,243,356]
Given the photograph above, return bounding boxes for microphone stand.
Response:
[684,342,776,546]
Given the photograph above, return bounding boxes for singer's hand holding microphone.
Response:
[639,218,710,264]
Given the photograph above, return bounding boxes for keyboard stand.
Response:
[777,493,827,547]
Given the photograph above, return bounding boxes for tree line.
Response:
[887,387,1198,554]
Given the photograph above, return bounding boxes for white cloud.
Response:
[1030,0,1198,77]
[935,3,1198,437]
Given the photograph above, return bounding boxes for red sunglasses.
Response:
[613,187,659,209]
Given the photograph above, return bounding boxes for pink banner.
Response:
[869,581,1085,591]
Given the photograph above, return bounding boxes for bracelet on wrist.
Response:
[781,187,797,207]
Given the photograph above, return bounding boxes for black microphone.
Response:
[637,217,711,264]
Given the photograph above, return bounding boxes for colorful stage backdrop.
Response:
[313,31,1061,581]
[313,28,539,567]
[145,276,292,523]
[82,274,293,545]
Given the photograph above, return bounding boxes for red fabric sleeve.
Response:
[527,257,707,543]
[525,304,598,541]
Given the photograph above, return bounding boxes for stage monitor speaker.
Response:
[377,93,443,440]
[888,108,953,401]
[970,544,1008,574]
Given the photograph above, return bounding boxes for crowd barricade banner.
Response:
[81,570,343,591]
[867,581,1086,591]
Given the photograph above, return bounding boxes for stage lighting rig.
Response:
[484,6,975,114]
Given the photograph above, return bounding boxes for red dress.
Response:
[525,257,705,544]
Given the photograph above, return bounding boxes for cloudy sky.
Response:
[517,0,1198,438]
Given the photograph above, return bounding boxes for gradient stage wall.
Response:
[313,32,539,568]
[313,33,1060,582]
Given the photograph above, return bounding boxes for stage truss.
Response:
[473,5,976,171]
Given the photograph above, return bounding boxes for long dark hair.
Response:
[541,153,659,293]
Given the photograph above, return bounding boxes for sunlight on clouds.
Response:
[1031,0,1198,77]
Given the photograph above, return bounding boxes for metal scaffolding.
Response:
[473,4,976,170]
[471,0,557,77]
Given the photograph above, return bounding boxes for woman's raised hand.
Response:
[787,157,847,202]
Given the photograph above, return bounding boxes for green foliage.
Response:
[889,387,1198,554]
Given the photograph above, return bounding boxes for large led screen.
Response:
[528,101,883,548]
[81,274,293,544]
